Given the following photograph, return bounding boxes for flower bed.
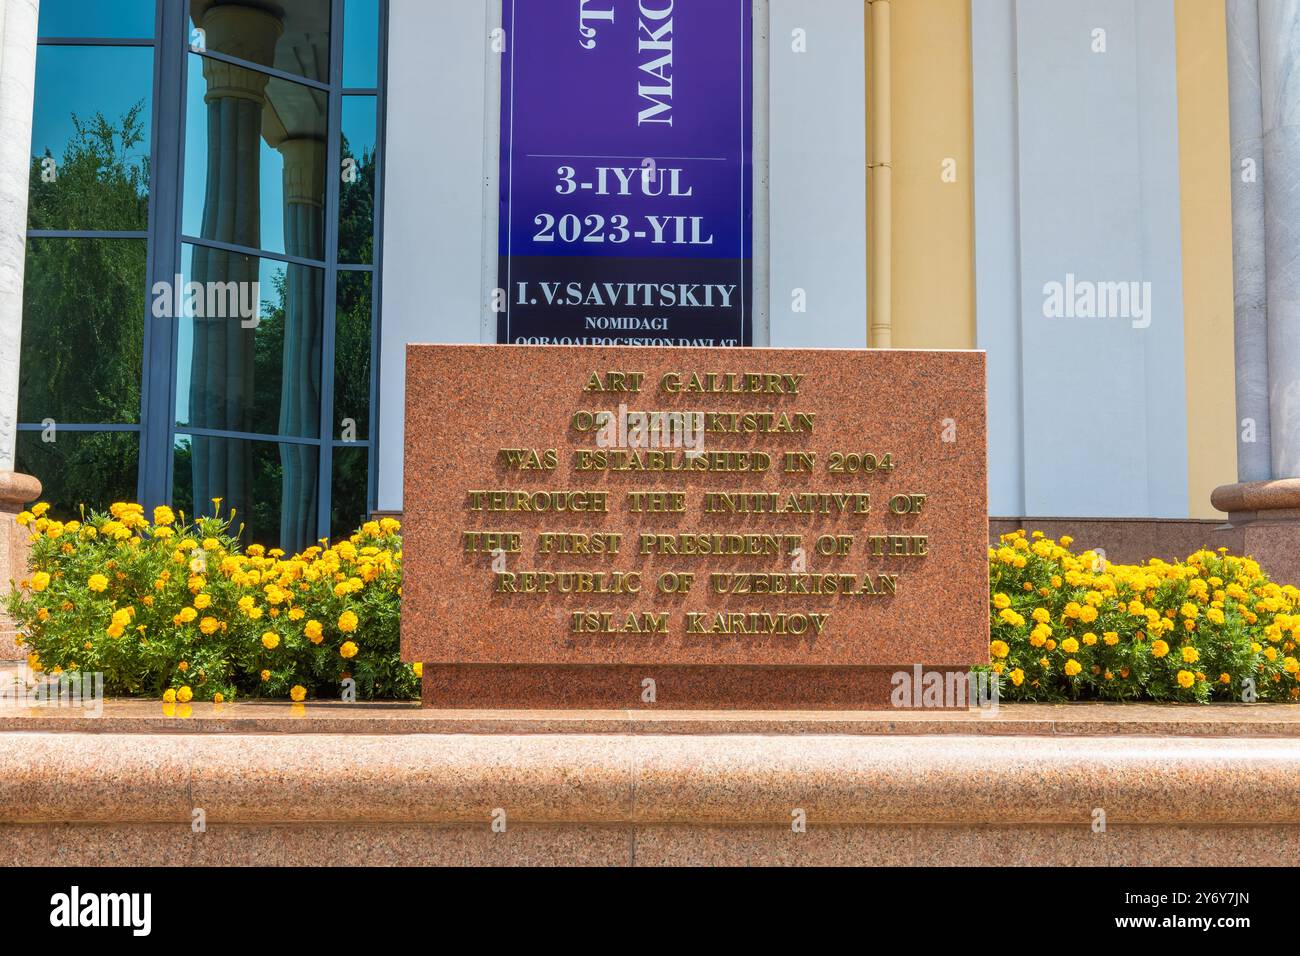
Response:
[6,503,1300,704]
[6,502,417,702]
[989,531,1299,702]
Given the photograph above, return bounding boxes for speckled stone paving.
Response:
[1,702,1297,865]
[401,344,987,706]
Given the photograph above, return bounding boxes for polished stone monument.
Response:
[402,344,988,708]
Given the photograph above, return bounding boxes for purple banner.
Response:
[498,0,753,346]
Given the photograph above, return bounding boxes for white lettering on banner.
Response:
[578,0,616,49]
[638,0,674,125]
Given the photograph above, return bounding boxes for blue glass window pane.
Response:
[189,0,330,84]
[19,238,146,425]
[331,445,369,540]
[173,434,319,552]
[38,0,155,39]
[343,0,379,88]
[334,270,371,439]
[29,46,153,231]
[17,431,139,522]
[173,244,324,440]
[338,95,376,263]
[182,53,327,258]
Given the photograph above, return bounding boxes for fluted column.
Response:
[0,0,42,658]
[188,5,281,528]
[1228,0,1273,481]
[276,137,324,550]
[1259,0,1300,478]
[0,0,39,473]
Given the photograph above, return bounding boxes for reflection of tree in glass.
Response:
[28,101,149,232]
[331,134,376,534]
[16,106,150,520]
[338,133,375,264]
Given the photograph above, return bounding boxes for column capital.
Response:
[276,137,326,207]
[200,5,283,105]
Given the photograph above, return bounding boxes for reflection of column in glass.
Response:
[189,5,281,533]
[275,137,324,550]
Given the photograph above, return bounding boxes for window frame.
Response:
[20,0,387,545]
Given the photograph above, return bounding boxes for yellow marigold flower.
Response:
[31,502,50,518]
[1064,659,1082,676]
[338,610,359,633]
[1009,667,1024,686]
[178,606,198,624]
[380,517,401,534]
[260,669,271,682]
[106,623,125,639]
[288,607,305,621]
[153,505,175,526]
[199,616,219,635]
[1103,631,1119,646]
[1176,670,1196,689]
[990,640,1009,659]
[1219,672,1231,684]
[261,631,280,650]
[194,593,212,610]
[1031,607,1050,624]
[992,593,1011,610]
[177,686,193,703]
[1060,637,1079,654]
[1285,657,1300,675]
[162,688,177,704]
[340,641,359,659]
[304,620,324,644]
[412,662,423,678]
[15,511,32,526]
[87,574,108,592]
[31,571,50,592]
[1082,632,1098,646]
[1206,607,1225,625]
[1181,645,1199,664]
[111,608,132,628]
[290,685,307,703]
[1078,605,1098,624]
[1151,639,1170,658]
[213,693,225,705]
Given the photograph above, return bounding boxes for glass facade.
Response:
[18,0,386,552]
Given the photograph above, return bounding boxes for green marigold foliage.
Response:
[6,501,418,702]
[9,508,1300,705]
[986,531,1300,702]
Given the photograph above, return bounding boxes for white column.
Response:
[1228,0,1273,481]
[1260,0,1300,478]
[0,0,40,473]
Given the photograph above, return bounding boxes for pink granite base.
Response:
[1209,479,1300,585]
[0,472,40,660]
[0,822,1291,867]
[0,707,1296,866]
[420,665,973,710]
